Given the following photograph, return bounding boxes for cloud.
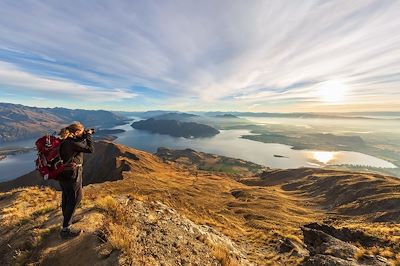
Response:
[0,0,399,110]
[0,61,137,101]
[31,97,46,101]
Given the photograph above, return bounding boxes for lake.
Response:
[113,125,396,168]
[0,117,397,182]
[0,138,37,182]
[241,116,400,135]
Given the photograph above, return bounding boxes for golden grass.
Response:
[355,248,367,260]
[0,187,63,266]
[96,195,134,223]
[96,195,120,215]
[31,228,51,248]
[391,254,400,266]
[285,233,303,244]
[0,187,58,227]
[295,257,305,265]
[380,249,395,258]
[85,165,323,266]
[95,195,141,264]
[0,190,13,200]
[29,225,59,249]
[211,244,240,266]
[344,222,400,242]
[353,245,399,263]
[62,145,400,265]
[335,221,400,262]
[106,222,137,251]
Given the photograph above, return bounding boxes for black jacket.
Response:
[59,133,94,181]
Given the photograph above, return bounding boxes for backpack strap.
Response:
[58,139,78,170]
[61,152,78,170]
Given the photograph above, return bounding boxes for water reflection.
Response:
[0,125,397,182]
[313,151,335,164]
[114,128,397,169]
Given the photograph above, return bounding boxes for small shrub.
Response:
[211,244,239,266]
[106,222,135,250]
[380,249,395,258]
[96,196,128,221]
[355,248,367,260]
[296,257,305,264]
[96,196,120,213]
[369,246,380,255]
[13,249,29,266]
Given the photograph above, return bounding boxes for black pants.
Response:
[59,167,83,228]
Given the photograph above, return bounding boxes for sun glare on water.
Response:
[317,80,350,103]
[313,151,335,164]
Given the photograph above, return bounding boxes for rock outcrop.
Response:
[302,224,388,266]
[107,196,251,265]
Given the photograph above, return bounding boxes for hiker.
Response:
[58,122,94,238]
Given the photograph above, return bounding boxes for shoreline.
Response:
[1,123,399,181]
[0,147,35,157]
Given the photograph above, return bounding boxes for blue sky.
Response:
[0,0,399,112]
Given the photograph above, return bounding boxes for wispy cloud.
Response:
[0,0,399,111]
[0,62,137,101]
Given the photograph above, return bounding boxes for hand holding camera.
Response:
[85,128,95,135]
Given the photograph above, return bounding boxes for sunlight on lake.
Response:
[313,151,336,164]
[1,117,398,182]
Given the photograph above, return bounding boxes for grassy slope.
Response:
[0,142,399,265]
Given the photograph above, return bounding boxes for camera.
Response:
[85,128,96,134]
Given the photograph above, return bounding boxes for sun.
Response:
[317,80,350,103]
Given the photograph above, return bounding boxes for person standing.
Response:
[58,122,94,238]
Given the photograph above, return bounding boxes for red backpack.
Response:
[35,135,66,180]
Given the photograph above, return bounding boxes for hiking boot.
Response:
[72,214,85,224]
[60,227,82,239]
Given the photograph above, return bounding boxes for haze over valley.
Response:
[1,103,399,182]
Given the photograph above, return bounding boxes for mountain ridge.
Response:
[0,102,127,143]
[0,141,399,265]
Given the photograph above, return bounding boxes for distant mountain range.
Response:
[114,110,178,119]
[204,111,400,119]
[151,112,199,121]
[116,110,400,120]
[214,114,239,118]
[0,102,127,143]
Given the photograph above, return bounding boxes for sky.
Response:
[0,0,399,112]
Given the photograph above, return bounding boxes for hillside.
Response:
[242,132,366,151]
[131,118,220,138]
[155,147,265,176]
[0,102,127,143]
[0,142,399,265]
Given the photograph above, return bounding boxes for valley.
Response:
[0,141,399,265]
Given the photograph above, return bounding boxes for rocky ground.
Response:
[99,196,251,265]
[301,224,389,266]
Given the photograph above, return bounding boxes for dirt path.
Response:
[28,211,118,266]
